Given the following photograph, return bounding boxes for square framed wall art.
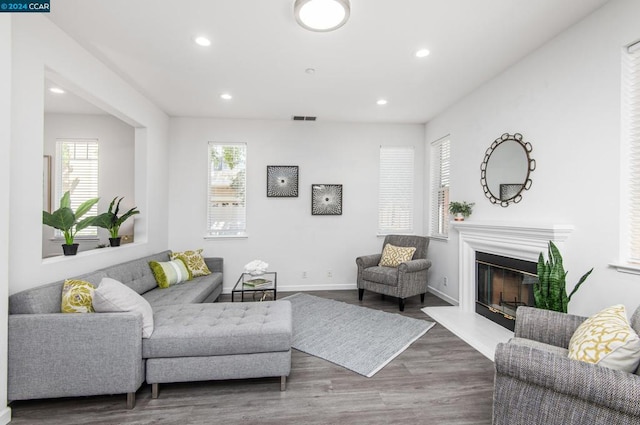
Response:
[267,165,299,197]
[311,184,343,215]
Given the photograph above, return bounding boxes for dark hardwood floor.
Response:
[9,291,495,425]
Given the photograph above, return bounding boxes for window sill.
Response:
[610,262,640,275]
[49,237,100,242]
[204,233,249,240]
[429,235,449,242]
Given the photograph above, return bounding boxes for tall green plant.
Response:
[42,191,100,245]
[94,197,140,238]
[534,241,593,313]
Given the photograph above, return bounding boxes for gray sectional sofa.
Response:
[8,250,292,408]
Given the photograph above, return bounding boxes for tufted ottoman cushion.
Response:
[143,301,291,359]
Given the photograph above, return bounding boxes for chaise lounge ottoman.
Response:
[143,300,292,397]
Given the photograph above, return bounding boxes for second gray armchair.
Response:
[355,235,431,311]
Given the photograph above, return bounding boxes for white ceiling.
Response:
[46,0,610,124]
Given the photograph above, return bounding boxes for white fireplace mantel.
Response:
[423,221,574,360]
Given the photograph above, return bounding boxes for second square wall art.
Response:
[311,184,343,215]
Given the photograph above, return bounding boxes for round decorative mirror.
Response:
[480,133,536,207]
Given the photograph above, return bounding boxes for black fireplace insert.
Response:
[476,252,537,331]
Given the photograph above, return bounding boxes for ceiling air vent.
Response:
[292,115,317,121]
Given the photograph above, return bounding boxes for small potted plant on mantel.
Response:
[448,201,475,221]
[94,196,140,247]
[42,191,100,256]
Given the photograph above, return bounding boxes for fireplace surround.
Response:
[423,221,573,359]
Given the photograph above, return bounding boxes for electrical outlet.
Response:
[302,271,307,279]
[327,271,333,278]
[443,276,448,287]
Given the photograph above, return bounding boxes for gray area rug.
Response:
[284,293,435,377]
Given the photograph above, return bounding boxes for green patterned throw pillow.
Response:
[378,244,417,268]
[61,279,95,313]
[149,258,192,288]
[170,249,211,277]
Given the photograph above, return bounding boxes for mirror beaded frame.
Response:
[480,132,536,207]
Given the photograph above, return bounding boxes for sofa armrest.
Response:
[514,306,586,348]
[8,312,144,401]
[356,254,382,270]
[495,342,640,417]
[399,258,432,273]
[204,257,223,274]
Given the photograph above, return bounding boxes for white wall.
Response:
[0,13,12,425]
[169,118,424,292]
[9,14,169,295]
[42,113,136,257]
[425,0,640,316]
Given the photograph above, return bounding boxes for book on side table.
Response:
[243,278,272,288]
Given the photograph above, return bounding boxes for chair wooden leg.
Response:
[281,376,287,391]
[399,298,405,311]
[152,383,159,399]
[358,288,364,301]
[126,392,135,409]
[420,293,426,303]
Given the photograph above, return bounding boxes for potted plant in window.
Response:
[42,191,100,255]
[448,201,474,221]
[94,196,140,247]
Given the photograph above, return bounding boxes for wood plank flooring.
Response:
[9,291,495,425]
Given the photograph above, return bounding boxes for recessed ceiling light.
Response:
[220,93,232,100]
[294,0,350,32]
[376,99,388,106]
[49,87,65,94]
[305,68,316,74]
[415,49,430,58]
[194,36,211,47]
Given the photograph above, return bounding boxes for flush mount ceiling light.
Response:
[415,48,430,58]
[220,93,233,100]
[194,36,211,47]
[294,0,350,32]
[49,87,65,94]
[376,99,388,106]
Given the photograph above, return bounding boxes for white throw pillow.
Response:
[93,277,154,338]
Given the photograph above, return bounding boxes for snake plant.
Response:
[534,241,593,313]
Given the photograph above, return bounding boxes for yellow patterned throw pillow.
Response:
[149,258,192,288]
[568,304,640,372]
[61,279,95,313]
[170,249,211,277]
[378,244,417,268]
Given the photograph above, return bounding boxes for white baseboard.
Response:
[427,286,458,306]
[278,283,357,292]
[0,406,11,425]
[222,283,357,294]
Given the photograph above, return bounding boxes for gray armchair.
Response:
[493,306,640,424]
[355,235,431,311]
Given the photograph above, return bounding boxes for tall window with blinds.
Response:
[55,139,99,237]
[430,138,450,238]
[207,142,247,237]
[625,41,640,263]
[378,146,414,235]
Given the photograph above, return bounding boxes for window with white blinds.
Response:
[55,139,99,237]
[430,138,450,238]
[207,142,247,237]
[625,42,640,263]
[378,146,414,234]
